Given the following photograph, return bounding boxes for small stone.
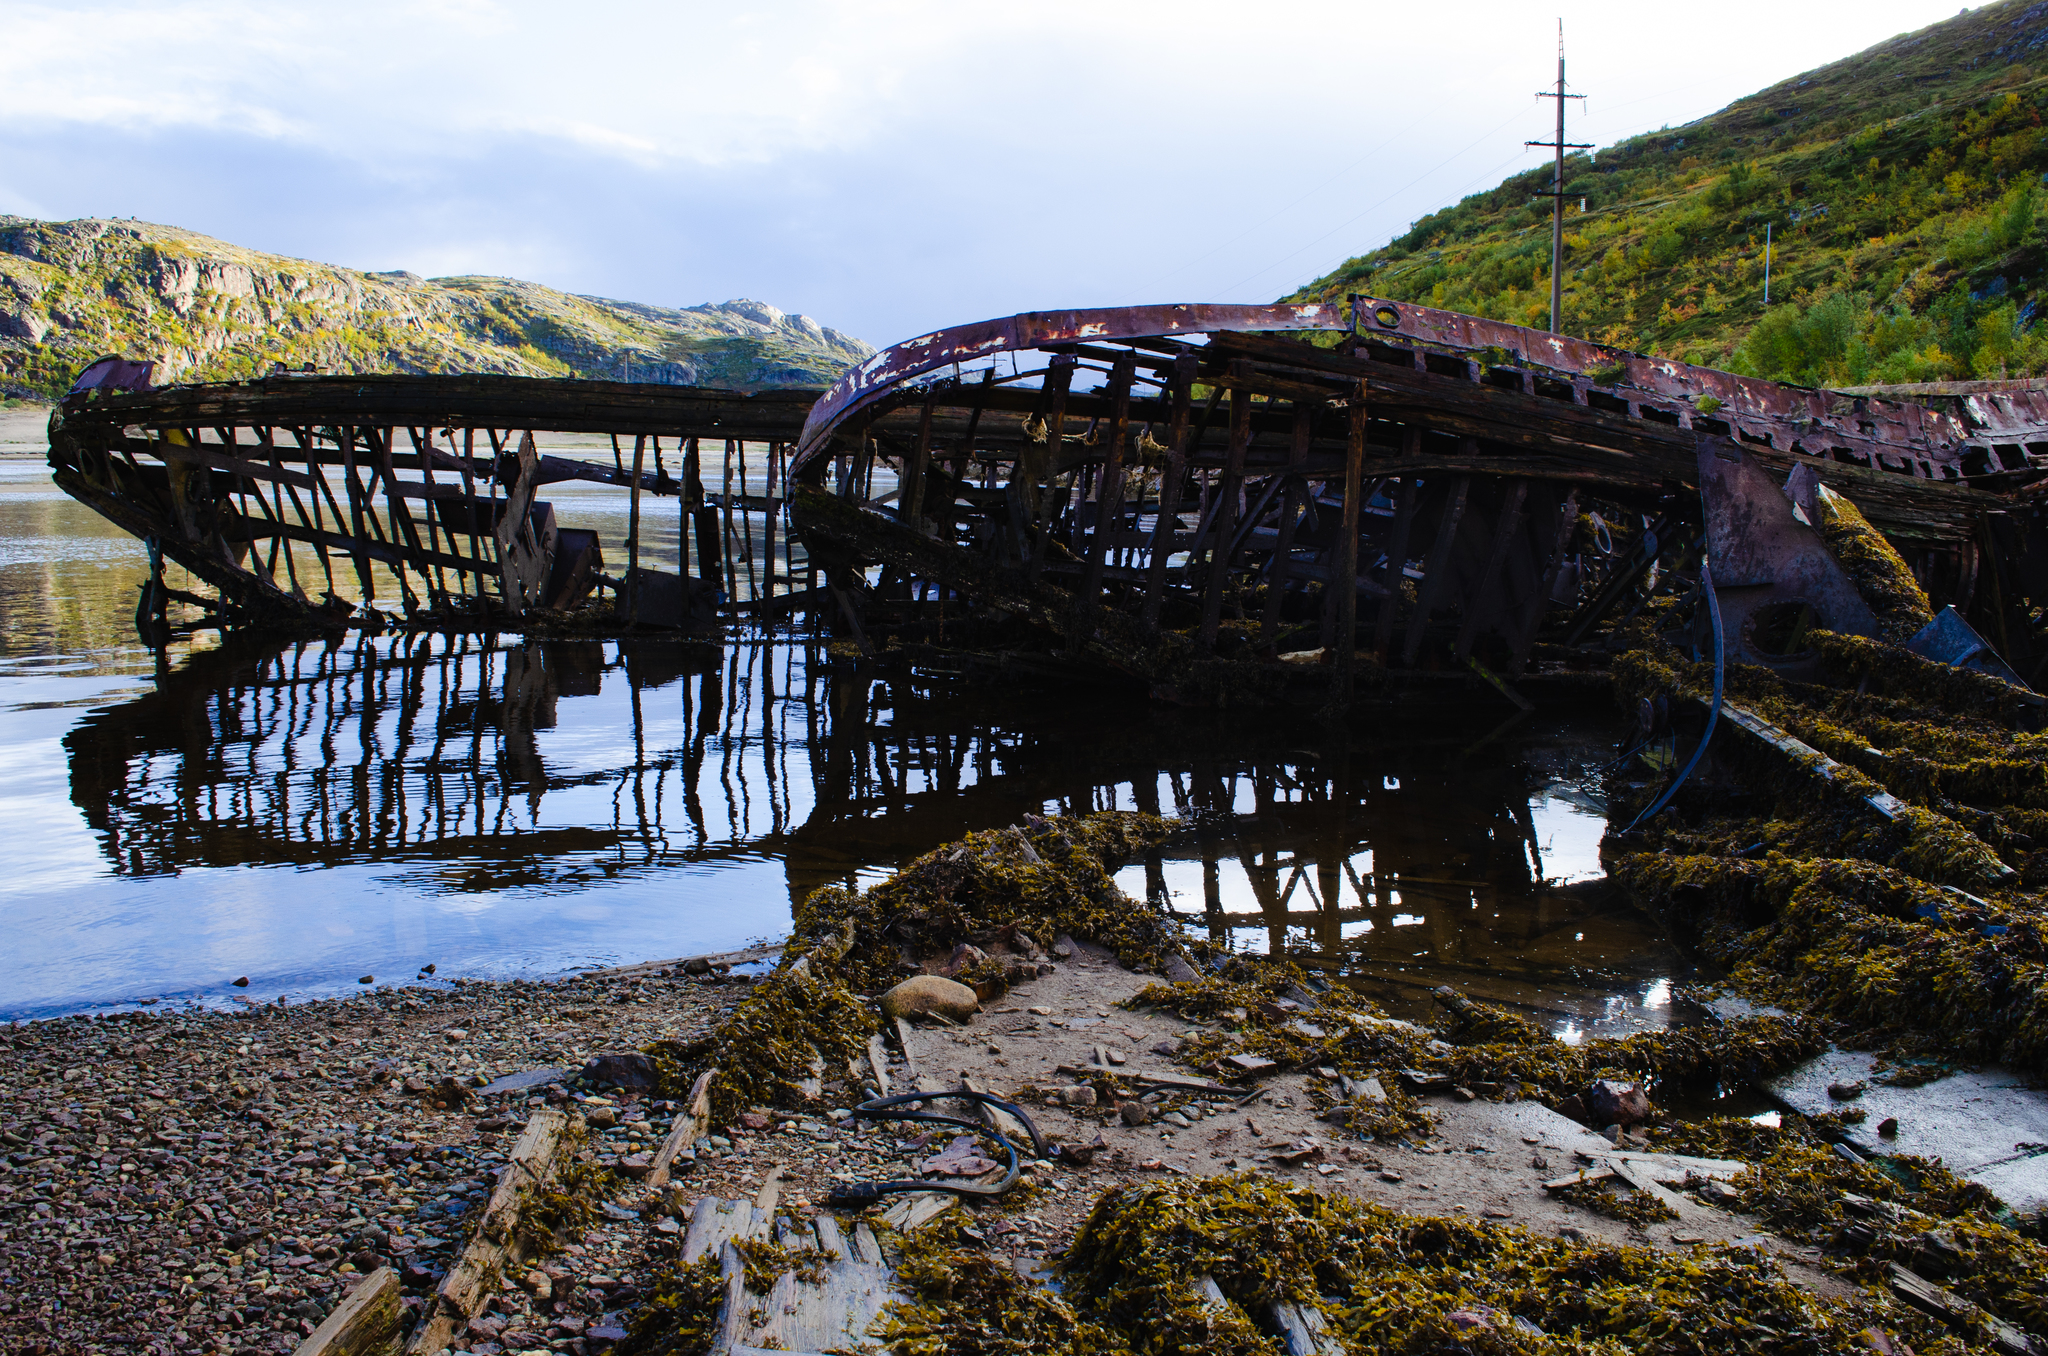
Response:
[420,962,437,974]
[358,975,374,985]
[1878,1116,1900,1137]
[1452,1086,1477,1102]
[1671,1232,1705,1245]
[1828,1080,1868,1101]
[1028,1006,1053,1017]
[231,977,250,987]
[1379,1170,1404,1183]
[1059,1085,1098,1108]
[1483,1208,1513,1219]
[1119,1102,1151,1127]
[738,1111,772,1131]
[1161,1111,1191,1129]
[585,1105,619,1129]
[880,975,981,1024]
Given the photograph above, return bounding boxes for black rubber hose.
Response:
[1621,558,1723,835]
[823,1087,1049,1207]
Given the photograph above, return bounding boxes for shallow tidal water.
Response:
[0,444,1684,1037]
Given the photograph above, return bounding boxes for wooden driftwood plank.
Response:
[1888,1263,2043,1355]
[683,1198,767,1264]
[584,942,785,981]
[293,1267,403,1356]
[404,1107,569,1355]
[1606,1156,1698,1219]
[732,1214,902,1355]
[866,1035,892,1097]
[877,1191,957,1232]
[1541,1165,1617,1192]
[1055,1064,1233,1095]
[1269,1298,1344,1356]
[958,1073,1033,1150]
[648,1068,715,1188]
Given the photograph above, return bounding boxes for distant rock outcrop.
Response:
[0,216,872,397]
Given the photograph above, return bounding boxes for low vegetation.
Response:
[1292,1,2048,386]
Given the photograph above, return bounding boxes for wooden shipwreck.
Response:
[45,294,2048,700]
[46,364,817,636]
[787,296,2048,700]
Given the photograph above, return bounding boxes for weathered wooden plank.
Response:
[1260,402,1315,646]
[404,1106,570,1355]
[1198,365,1255,648]
[1332,385,1368,679]
[1141,354,1199,631]
[293,1267,403,1356]
[584,942,784,980]
[648,1068,716,1188]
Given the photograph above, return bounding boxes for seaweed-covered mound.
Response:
[1609,627,2048,1077]
[791,811,1181,993]
[646,811,1175,1123]
[1653,1113,2048,1341]
[1807,480,1935,644]
[884,1174,1939,1355]
[1126,955,1824,1122]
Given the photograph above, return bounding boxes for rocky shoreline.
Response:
[0,969,745,1356]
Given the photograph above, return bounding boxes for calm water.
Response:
[0,447,1679,1036]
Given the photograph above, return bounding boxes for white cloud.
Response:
[0,0,1982,344]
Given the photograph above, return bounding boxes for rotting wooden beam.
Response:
[647,1068,716,1188]
[292,1267,403,1356]
[1080,357,1135,622]
[584,942,785,980]
[1141,354,1198,632]
[1198,364,1255,649]
[1332,383,1368,686]
[404,1106,571,1356]
[1260,402,1314,647]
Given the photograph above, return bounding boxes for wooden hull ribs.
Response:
[46,366,818,636]
[787,297,2048,700]
[46,295,2048,698]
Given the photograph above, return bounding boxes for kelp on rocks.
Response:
[883,1174,1941,1356]
[645,812,1176,1123]
[1124,963,1823,1122]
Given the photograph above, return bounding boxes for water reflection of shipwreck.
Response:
[48,297,2048,699]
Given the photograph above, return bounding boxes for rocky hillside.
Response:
[0,216,872,398]
[1289,0,2048,387]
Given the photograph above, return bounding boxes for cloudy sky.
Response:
[0,1,1975,347]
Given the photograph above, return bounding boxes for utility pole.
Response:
[1527,21,1590,334]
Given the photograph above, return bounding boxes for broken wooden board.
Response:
[293,1267,403,1356]
[404,1107,570,1355]
[1269,1298,1344,1356]
[681,1200,905,1356]
[1054,1064,1234,1095]
[877,1190,959,1232]
[584,941,786,981]
[1888,1262,2043,1356]
[733,1215,901,1355]
[648,1067,716,1188]
[683,1196,770,1264]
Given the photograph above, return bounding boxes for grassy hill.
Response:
[1288,0,2048,387]
[0,217,871,399]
